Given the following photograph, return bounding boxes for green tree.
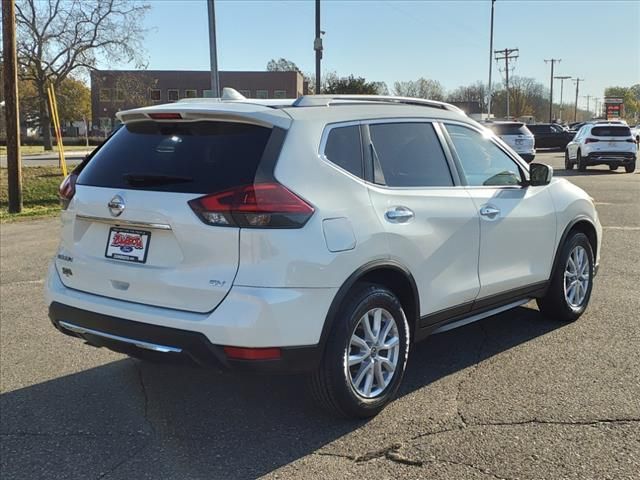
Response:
[324,75,381,95]
[16,0,150,149]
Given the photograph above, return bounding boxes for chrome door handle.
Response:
[385,207,414,223]
[479,205,501,218]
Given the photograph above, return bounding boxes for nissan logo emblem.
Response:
[108,195,125,217]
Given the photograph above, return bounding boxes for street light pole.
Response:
[207,0,220,97]
[487,0,495,118]
[544,58,561,122]
[314,0,322,94]
[554,75,571,122]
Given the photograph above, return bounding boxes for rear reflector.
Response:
[224,346,282,360]
[147,112,182,120]
[189,182,314,228]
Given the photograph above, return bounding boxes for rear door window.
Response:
[77,121,273,193]
[368,122,453,187]
[323,125,363,178]
[591,126,631,137]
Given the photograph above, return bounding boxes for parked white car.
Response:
[47,91,602,418]
[485,121,536,162]
[565,123,637,172]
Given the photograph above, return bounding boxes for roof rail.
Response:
[292,95,465,114]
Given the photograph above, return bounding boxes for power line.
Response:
[495,48,519,119]
[544,58,561,122]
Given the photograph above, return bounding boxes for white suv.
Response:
[47,93,602,418]
[486,121,536,162]
[565,123,637,172]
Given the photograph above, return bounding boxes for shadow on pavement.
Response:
[0,306,562,479]
[553,167,627,177]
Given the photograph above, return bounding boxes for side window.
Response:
[368,122,453,187]
[324,125,363,178]
[445,124,523,187]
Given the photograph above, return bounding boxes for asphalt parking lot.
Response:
[1,151,639,480]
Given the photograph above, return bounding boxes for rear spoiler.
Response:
[116,103,292,130]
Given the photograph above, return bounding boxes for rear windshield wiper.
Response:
[123,173,194,187]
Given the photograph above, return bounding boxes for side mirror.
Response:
[529,163,553,186]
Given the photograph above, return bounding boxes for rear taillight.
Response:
[189,182,314,228]
[584,138,600,144]
[59,173,77,209]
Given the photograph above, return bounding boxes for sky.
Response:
[110,0,640,110]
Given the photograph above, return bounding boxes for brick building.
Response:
[91,70,305,131]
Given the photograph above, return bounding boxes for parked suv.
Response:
[47,92,602,418]
[528,123,575,149]
[485,121,536,162]
[565,123,637,172]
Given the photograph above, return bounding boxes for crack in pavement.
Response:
[318,442,423,467]
[454,322,488,428]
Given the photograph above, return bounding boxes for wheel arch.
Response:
[318,260,420,352]
[550,216,598,281]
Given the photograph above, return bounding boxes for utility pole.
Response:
[544,58,561,122]
[207,0,220,97]
[2,0,23,213]
[495,48,519,119]
[582,95,592,117]
[594,98,601,118]
[487,0,496,118]
[314,0,323,94]
[573,78,584,122]
[554,75,571,122]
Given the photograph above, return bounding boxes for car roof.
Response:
[117,95,471,128]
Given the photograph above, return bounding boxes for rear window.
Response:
[77,121,273,193]
[490,123,530,136]
[591,126,631,137]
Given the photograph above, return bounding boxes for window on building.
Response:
[274,90,287,99]
[256,90,268,99]
[369,122,454,187]
[167,89,179,102]
[150,89,161,101]
[184,89,198,98]
[114,89,125,102]
[323,125,363,178]
[99,117,111,131]
[99,88,111,102]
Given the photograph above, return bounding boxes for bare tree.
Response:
[447,81,488,112]
[393,78,445,100]
[16,0,149,149]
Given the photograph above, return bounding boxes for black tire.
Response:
[564,150,573,170]
[609,165,618,171]
[625,161,636,173]
[577,150,587,171]
[309,283,410,418]
[537,232,594,323]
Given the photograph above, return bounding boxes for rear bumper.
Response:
[585,151,636,165]
[49,302,323,372]
[46,263,336,372]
